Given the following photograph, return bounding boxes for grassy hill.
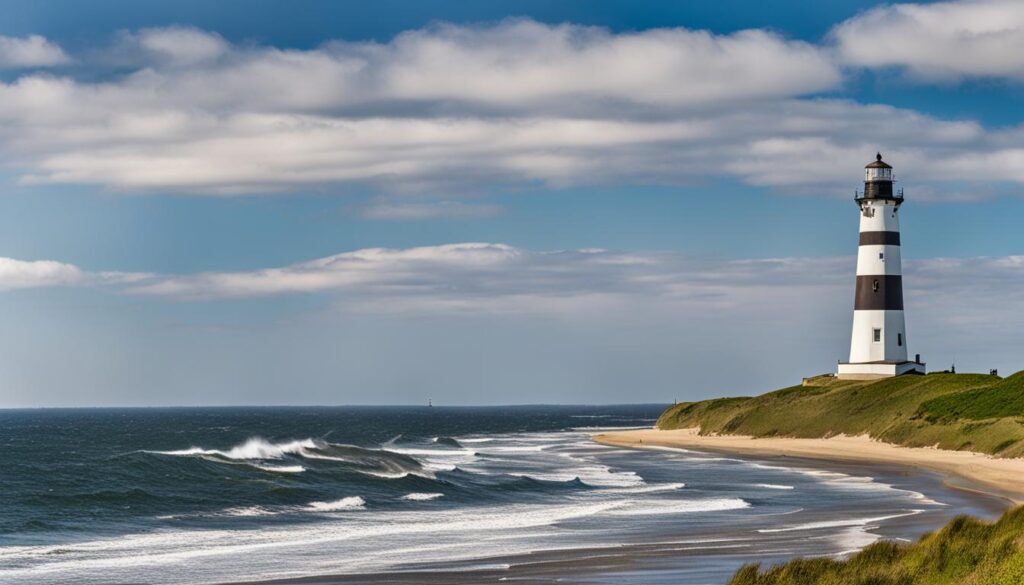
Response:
[729,506,1024,585]
[656,370,1024,584]
[656,371,1024,457]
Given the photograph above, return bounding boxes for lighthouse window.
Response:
[873,328,882,342]
[879,252,884,260]
[898,333,903,346]
[872,279,880,292]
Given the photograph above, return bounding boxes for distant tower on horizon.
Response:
[837,154,926,380]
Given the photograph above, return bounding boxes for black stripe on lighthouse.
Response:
[859,231,901,246]
[854,275,904,310]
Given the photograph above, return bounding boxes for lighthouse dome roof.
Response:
[866,153,892,169]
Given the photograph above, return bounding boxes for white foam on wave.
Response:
[401,493,445,501]
[604,497,750,516]
[222,506,277,517]
[519,465,645,488]
[758,509,923,533]
[480,445,552,453]
[252,464,305,473]
[609,482,686,494]
[756,484,794,490]
[273,446,438,480]
[421,463,457,473]
[306,497,366,512]
[910,492,947,506]
[0,499,630,580]
[750,463,942,505]
[389,447,476,458]
[150,437,317,461]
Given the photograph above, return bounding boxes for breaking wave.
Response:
[147,437,431,479]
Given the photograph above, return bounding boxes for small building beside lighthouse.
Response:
[837,154,926,380]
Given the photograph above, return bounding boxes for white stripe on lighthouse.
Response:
[849,310,908,363]
[856,244,902,276]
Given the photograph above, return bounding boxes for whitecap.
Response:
[401,493,445,501]
[609,482,686,494]
[148,437,316,461]
[222,506,277,517]
[306,497,366,512]
[252,464,305,473]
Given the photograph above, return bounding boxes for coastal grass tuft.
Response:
[728,506,1024,585]
[656,370,1024,457]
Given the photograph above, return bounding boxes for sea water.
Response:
[0,406,1004,584]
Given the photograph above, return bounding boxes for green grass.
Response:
[919,371,1024,422]
[656,370,1024,457]
[729,506,1024,585]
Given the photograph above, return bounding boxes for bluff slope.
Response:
[657,371,1024,457]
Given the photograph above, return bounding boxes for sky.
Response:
[1,0,1023,407]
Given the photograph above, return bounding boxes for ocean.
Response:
[0,406,1006,584]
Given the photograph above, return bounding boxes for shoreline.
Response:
[234,428,1013,585]
[594,428,1024,506]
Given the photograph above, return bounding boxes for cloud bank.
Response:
[0,257,83,290]
[4,244,1022,328]
[4,243,1021,404]
[0,10,1022,200]
[833,0,1024,80]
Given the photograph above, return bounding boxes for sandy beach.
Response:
[595,428,1024,505]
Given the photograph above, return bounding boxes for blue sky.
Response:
[1,0,1023,406]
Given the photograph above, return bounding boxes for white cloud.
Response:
[0,35,69,68]
[0,19,1021,200]
[0,21,844,195]
[833,0,1024,80]
[17,243,1004,324]
[129,27,229,66]
[0,257,154,291]
[3,246,1023,373]
[0,257,83,290]
[360,21,839,109]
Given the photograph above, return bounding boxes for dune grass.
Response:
[729,506,1024,585]
[656,371,1024,457]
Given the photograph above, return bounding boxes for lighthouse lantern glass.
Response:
[865,167,891,182]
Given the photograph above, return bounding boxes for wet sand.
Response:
[594,428,1024,504]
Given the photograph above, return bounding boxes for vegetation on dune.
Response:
[919,371,1024,422]
[729,506,1024,585]
[656,371,1024,457]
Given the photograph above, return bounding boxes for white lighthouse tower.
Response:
[837,154,926,380]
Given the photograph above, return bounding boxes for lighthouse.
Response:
[837,154,926,380]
